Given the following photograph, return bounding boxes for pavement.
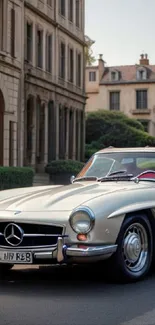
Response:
[1,265,155,325]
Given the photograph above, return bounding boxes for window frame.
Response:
[109,91,120,111]
[136,89,148,109]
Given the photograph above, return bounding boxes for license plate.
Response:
[0,251,32,264]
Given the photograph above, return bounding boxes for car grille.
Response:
[0,222,64,248]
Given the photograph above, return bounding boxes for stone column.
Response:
[55,101,59,160]
[65,108,70,159]
[31,97,37,167]
[81,109,85,161]
[77,110,81,161]
[72,109,76,160]
[43,100,48,164]
[36,99,40,158]
[62,107,65,159]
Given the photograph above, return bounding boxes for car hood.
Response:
[0,181,153,212]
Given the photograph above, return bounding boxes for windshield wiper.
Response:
[107,169,127,176]
[98,170,133,182]
[73,176,98,183]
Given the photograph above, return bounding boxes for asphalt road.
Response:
[1,265,155,325]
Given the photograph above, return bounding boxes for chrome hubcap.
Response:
[122,223,148,273]
[124,232,141,263]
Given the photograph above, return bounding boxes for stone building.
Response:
[0,0,86,170]
[86,54,155,136]
[0,0,23,166]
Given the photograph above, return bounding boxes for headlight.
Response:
[69,207,95,234]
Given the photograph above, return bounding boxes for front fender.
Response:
[108,201,155,219]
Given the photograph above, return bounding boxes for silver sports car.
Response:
[0,147,155,282]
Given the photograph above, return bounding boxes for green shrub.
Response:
[45,160,85,175]
[0,167,34,190]
[97,121,155,148]
[86,110,145,143]
[85,119,155,160]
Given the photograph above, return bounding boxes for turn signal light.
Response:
[77,234,87,241]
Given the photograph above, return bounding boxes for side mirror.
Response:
[70,175,75,184]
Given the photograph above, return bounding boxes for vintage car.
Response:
[1,147,155,282]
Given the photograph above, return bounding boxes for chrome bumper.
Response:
[57,237,117,262]
[0,237,118,263]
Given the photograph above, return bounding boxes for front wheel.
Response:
[110,214,153,282]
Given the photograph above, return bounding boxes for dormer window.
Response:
[110,70,119,81]
[111,72,116,80]
[137,67,147,80]
[139,70,144,79]
[89,71,96,82]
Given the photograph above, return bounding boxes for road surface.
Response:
[0,265,155,325]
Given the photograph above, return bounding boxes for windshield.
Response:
[76,151,155,179]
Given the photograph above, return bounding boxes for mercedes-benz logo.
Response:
[4,223,24,247]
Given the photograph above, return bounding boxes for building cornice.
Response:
[100,80,155,86]
[25,73,87,101]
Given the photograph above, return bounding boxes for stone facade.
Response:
[85,54,155,136]
[0,0,23,166]
[0,0,86,170]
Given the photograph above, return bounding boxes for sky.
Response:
[85,0,155,66]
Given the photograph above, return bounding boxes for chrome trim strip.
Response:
[34,252,53,259]
[0,245,57,252]
[66,244,118,257]
[0,233,62,238]
[0,244,57,249]
[23,234,61,237]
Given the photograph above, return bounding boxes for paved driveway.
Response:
[0,265,155,325]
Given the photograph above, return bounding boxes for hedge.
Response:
[45,160,85,175]
[86,110,145,143]
[96,120,155,148]
[85,110,155,160]
[0,167,34,190]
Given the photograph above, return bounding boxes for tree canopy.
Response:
[85,110,155,160]
[85,35,96,66]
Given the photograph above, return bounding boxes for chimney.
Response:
[139,53,149,65]
[98,54,105,80]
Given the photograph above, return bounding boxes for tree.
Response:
[86,110,145,143]
[85,35,96,66]
[85,110,155,160]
